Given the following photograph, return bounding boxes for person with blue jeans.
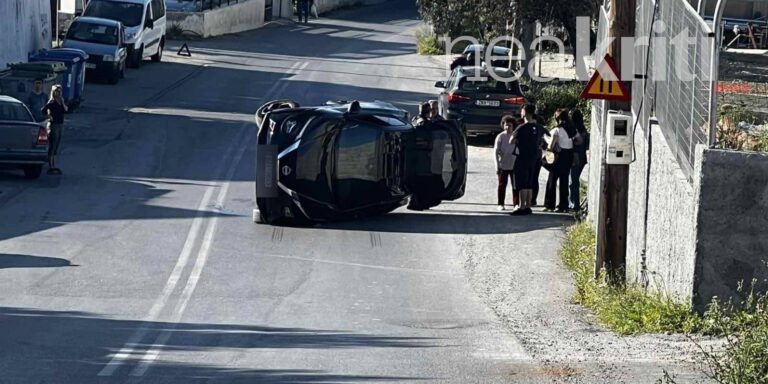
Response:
[569,109,589,211]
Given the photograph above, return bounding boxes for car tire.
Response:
[108,68,120,85]
[128,46,143,68]
[23,165,43,179]
[151,40,164,62]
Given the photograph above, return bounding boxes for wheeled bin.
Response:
[29,48,89,107]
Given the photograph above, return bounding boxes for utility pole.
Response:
[596,0,635,283]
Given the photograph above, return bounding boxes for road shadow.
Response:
[0,254,76,269]
[0,306,438,382]
[317,211,571,235]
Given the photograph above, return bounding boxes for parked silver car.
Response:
[0,96,49,179]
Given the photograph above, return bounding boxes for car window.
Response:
[83,0,144,27]
[446,69,457,89]
[458,77,521,95]
[145,6,152,26]
[152,0,164,21]
[0,102,34,122]
[66,21,119,45]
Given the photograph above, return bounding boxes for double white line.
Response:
[98,60,308,377]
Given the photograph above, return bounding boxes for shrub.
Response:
[416,27,443,56]
[560,222,700,335]
[717,104,768,152]
[524,81,592,128]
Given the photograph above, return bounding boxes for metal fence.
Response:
[635,0,716,182]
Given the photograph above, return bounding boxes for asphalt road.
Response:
[0,2,704,383]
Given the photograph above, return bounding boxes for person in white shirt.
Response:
[544,109,576,212]
[495,115,519,211]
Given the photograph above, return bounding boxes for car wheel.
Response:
[23,165,43,179]
[108,68,120,84]
[128,46,143,68]
[151,40,164,62]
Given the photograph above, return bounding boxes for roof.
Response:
[457,66,518,77]
[0,95,23,104]
[73,16,122,27]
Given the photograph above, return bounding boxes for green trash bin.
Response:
[7,62,67,91]
[0,70,58,107]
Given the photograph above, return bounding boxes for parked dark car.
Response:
[254,100,467,225]
[435,66,527,136]
[62,17,127,84]
[0,96,49,179]
[451,44,512,70]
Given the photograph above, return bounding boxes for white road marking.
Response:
[98,60,307,376]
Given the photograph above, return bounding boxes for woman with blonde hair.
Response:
[41,85,68,175]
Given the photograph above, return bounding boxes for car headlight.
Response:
[124,31,137,40]
[102,55,115,62]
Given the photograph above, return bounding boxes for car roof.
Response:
[456,66,518,78]
[0,95,23,104]
[463,44,511,55]
[73,16,122,27]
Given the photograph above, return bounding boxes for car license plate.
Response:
[476,100,500,107]
[85,63,96,69]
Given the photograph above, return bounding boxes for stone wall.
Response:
[0,0,52,69]
[693,148,768,311]
[167,0,266,38]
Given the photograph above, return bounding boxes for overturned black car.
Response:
[254,100,467,225]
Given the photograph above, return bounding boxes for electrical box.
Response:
[605,111,633,165]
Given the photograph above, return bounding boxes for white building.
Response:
[0,0,53,69]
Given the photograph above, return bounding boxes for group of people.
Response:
[411,100,443,126]
[494,104,588,216]
[27,79,67,175]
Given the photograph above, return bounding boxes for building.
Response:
[0,0,53,69]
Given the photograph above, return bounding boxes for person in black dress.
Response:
[41,85,67,175]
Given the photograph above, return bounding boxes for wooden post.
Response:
[596,0,635,284]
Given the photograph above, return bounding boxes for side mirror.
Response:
[434,81,446,88]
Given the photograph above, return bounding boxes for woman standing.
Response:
[569,109,588,211]
[41,85,67,175]
[544,109,575,212]
[495,115,518,211]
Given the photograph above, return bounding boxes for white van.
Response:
[83,0,166,68]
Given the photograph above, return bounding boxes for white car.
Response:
[83,0,167,68]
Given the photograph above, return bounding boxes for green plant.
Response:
[717,104,768,152]
[416,27,443,56]
[560,222,700,335]
[524,81,591,128]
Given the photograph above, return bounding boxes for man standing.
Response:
[509,104,543,216]
[411,102,431,127]
[27,79,48,122]
[428,100,443,121]
[297,0,310,24]
[495,115,518,211]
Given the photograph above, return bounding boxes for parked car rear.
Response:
[435,66,527,136]
[0,96,49,179]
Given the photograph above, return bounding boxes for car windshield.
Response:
[83,0,144,27]
[0,102,33,122]
[66,21,119,45]
[459,77,521,94]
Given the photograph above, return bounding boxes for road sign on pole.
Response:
[581,54,631,102]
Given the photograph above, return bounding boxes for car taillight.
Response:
[37,127,49,146]
[448,93,470,104]
[504,97,526,105]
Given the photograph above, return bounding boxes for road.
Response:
[0,1,704,383]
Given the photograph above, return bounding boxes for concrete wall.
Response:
[693,148,768,310]
[624,121,699,302]
[167,0,266,38]
[0,0,52,69]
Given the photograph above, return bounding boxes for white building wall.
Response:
[0,0,52,69]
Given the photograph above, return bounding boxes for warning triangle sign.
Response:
[581,54,630,102]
